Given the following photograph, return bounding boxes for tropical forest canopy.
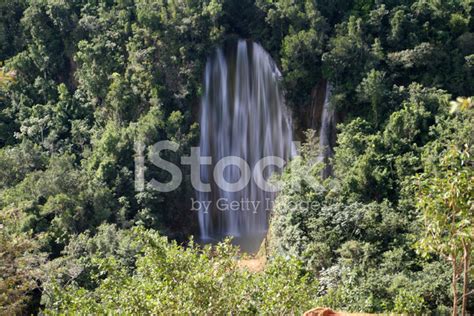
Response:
[0,0,473,314]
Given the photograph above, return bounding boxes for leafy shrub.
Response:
[42,226,319,314]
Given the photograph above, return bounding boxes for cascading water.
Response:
[318,82,334,178]
[197,40,295,251]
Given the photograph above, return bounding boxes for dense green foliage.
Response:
[0,0,473,314]
[41,225,318,314]
[269,68,473,314]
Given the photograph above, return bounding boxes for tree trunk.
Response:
[453,257,459,316]
[461,241,470,316]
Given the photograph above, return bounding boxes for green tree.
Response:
[415,145,473,316]
[0,208,46,314]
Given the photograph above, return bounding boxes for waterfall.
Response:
[197,40,295,251]
[318,81,334,178]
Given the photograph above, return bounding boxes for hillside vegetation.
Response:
[0,0,473,314]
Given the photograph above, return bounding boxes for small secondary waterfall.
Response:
[197,40,295,250]
[318,82,334,178]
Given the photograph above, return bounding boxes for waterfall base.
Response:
[197,233,266,254]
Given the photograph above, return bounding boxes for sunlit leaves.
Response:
[415,145,473,259]
[449,96,473,114]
